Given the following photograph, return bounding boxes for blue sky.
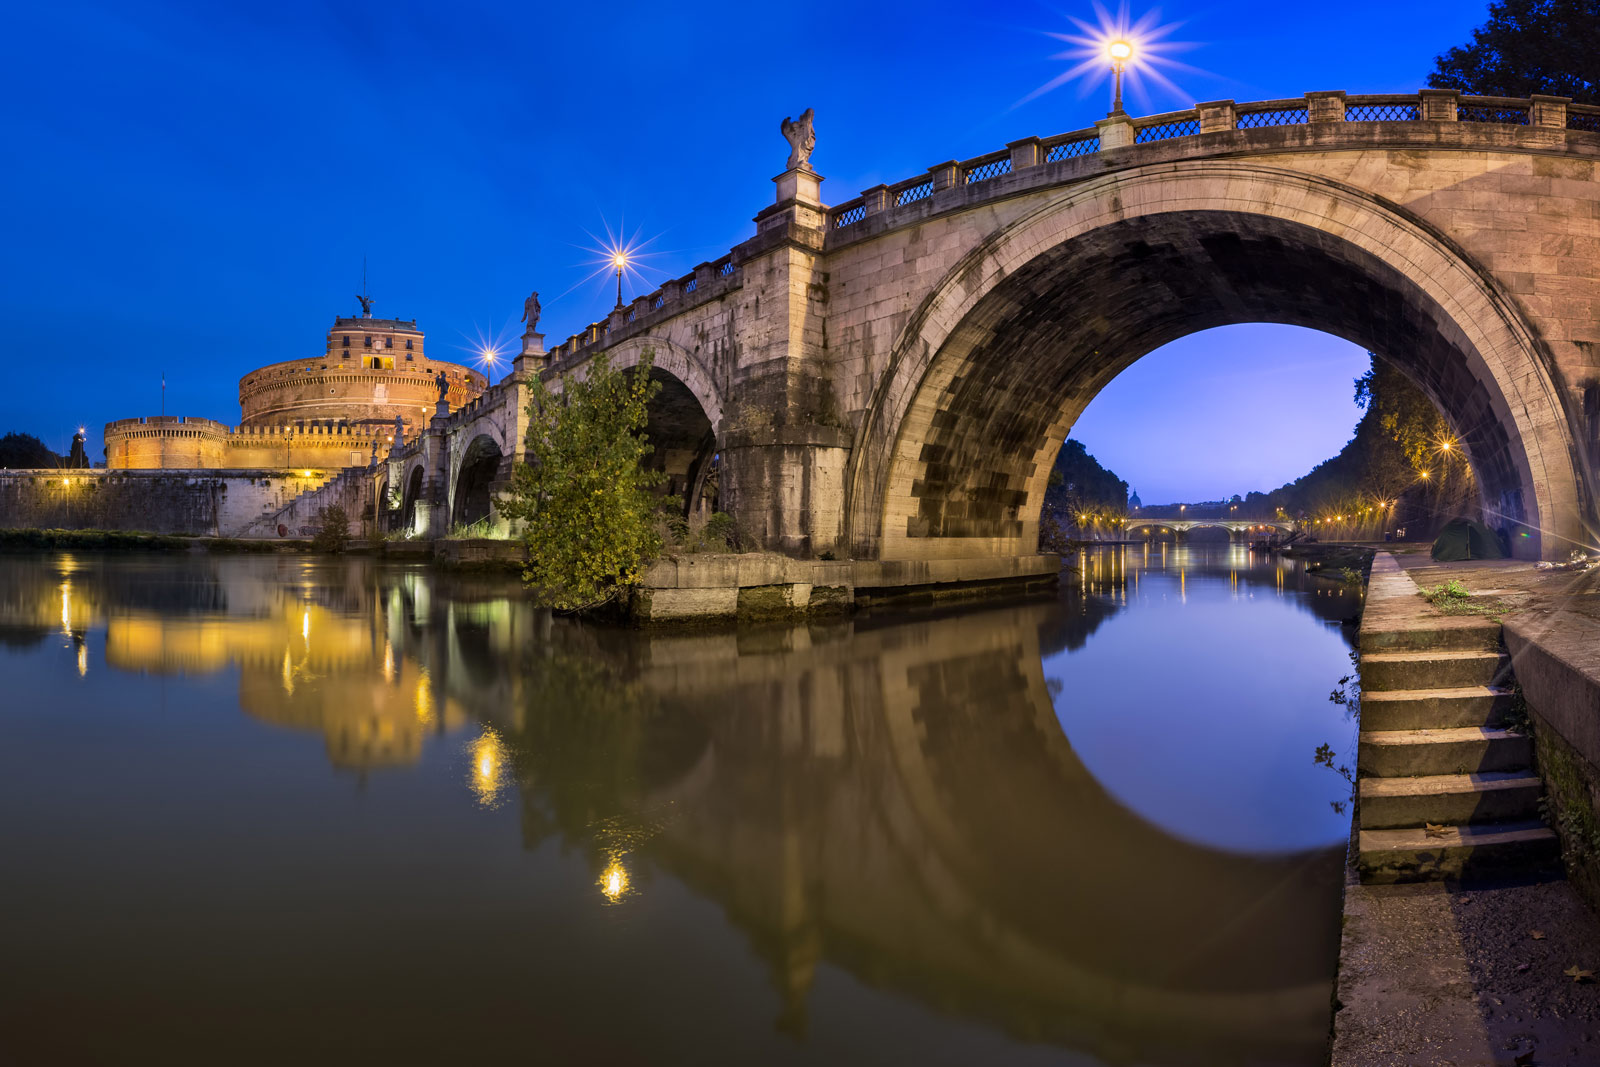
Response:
[0,0,1487,498]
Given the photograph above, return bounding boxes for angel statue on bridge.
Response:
[521,290,541,333]
[780,108,816,171]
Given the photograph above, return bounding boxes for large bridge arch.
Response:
[846,161,1581,562]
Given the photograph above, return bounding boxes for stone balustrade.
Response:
[548,252,741,370]
[820,90,1588,233]
[539,89,1598,376]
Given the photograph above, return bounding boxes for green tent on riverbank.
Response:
[1431,518,1505,562]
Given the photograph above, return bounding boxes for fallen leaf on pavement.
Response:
[1564,965,1594,983]
[1530,930,1546,940]
[1425,823,1449,838]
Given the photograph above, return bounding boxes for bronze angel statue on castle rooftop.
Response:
[780,108,816,171]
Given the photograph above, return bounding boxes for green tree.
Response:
[1428,0,1600,102]
[1354,358,1451,479]
[502,351,665,611]
[311,504,350,552]
[0,432,61,469]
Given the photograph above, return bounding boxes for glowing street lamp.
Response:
[612,250,628,309]
[1107,39,1135,113]
[478,345,501,382]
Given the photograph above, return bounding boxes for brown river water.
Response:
[0,545,1360,1065]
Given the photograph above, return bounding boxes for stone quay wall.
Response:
[1507,612,1600,911]
[0,469,338,536]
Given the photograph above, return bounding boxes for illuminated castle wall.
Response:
[104,307,487,471]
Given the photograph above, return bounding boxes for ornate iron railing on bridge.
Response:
[964,152,1013,184]
[1236,105,1308,128]
[1345,100,1420,122]
[1571,105,1600,133]
[1134,114,1202,143]
[894,178,934,206]
[1459,101,1530,125]
[833,201,866,228]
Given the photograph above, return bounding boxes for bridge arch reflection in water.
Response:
[0,549,1354,1064]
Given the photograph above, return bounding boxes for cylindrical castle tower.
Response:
[238,313,485,437]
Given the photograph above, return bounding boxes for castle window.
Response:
[342,337,350,348]
[364,336,372,348]
[405,339,413,350]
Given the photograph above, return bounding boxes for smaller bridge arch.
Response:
[450,432,505,531]
[400,463,426,537]
[559,337,725,519]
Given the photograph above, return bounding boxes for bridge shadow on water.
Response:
[0,548,1357,1065]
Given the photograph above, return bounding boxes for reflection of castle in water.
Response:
[1,552,1345,1064]
[0,555,525,770]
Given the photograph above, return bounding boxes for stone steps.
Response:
[1357,820,1559,883]
[1358,727,1532,777]
[1359,685,1513,731]
[1353,554,1550,883]
[1361,650,1509,692]
[1358,617,1503,654]
[1358,771,1543,829]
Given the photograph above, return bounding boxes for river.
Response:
[0,545,1359,1065]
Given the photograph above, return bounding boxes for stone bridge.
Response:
[1122,518,1297,541]
[380,90,1600,563]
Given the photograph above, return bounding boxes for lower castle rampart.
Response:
[104,417,389,472]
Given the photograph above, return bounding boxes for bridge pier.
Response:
[722,430,850,558]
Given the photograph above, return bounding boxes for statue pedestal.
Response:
[773,167,823,207]
[513,331,547,379]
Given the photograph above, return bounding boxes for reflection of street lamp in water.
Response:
[600,858,630,904]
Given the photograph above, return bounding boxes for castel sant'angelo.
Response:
[103,298,487,470]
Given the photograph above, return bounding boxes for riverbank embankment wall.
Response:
[0,469,341,537]
[1506,611,1600,910]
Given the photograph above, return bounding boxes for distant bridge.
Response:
[319,89,1600,563]
[1118,518,1297,542]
